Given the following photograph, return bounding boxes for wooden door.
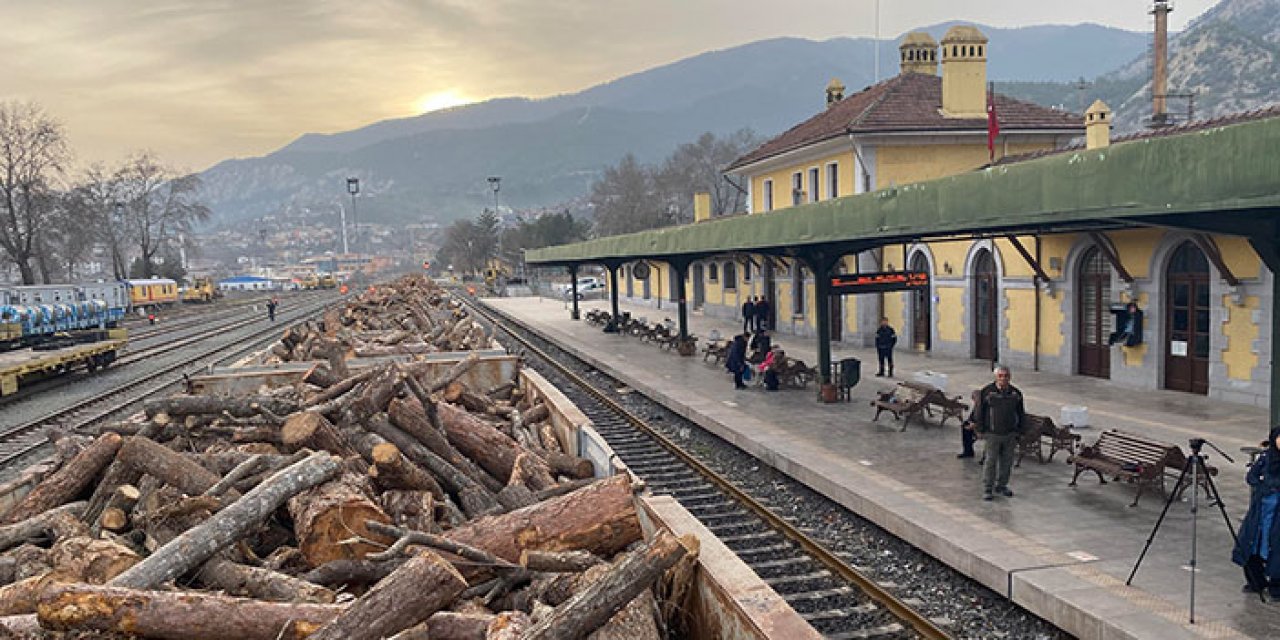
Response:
[692,265,705,309]
[972,250,998,361]
[910,253,931,351]
[1164,242,1210,394]
[1077,247,1112,378]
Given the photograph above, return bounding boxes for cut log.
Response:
[545,451,595,480]
[287,472,393,568]
[196,559,337,604]
[445,474,641,573]
[117,435,226,499]
[110,451,342,589]
[281,411,358,458]
[0,577,43,617]
[0,614,37,635]
[305,367,378,408]
[301,557,405,589]
[389,396,504,495]
[422,352,480,393]
[2,433,120,524]
[302,363,340,389]
[521,403,550,427]
[438,402,555,490]
[0,503,86,553]
[144,394,298,418]
[520,529,695,640]
[36,583,343,640]
[365,414,502,519]
[380,489,438,533]
[520,550,603,573]
[308,549,468,640]
[587,589,661,640]
[485,610,530,640]
[370,443,445,499]
[48,536,140,584]
[95,484,140,533]
[415,612,494,640]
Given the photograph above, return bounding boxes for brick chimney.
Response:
[1150,1,1173,127]
[940,26,989,118]
[1086,100,1112,149]
[899,32,938,76]
[825,78,845,108]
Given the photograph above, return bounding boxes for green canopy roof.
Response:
[529,114,1280,266]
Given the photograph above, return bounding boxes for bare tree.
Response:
[117,153,211,278]
[589,154,670,237]
[0,101,71,283]
[653,129,758,222]
[64,163,128,279]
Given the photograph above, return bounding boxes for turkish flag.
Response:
[987,88,1000,161]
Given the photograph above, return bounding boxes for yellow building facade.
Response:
[613,26,1273,404]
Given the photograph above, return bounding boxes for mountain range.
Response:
[198,0,1280,228]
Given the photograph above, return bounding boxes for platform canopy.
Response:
[528,114,1280,267]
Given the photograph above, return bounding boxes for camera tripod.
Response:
[1127,438,1248,623]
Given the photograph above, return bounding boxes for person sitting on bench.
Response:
[763,347,784,391]
[747,329,772,364]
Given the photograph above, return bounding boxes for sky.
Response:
[0,0,1218,172]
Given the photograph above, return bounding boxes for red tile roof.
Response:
[727,73,1083,171]
[993,103,1280,166]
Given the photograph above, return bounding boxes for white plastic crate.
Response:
[912,370,948,392]
[1061,405,1089,428]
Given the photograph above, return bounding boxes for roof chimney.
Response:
[1150,1,1172,127]
[825,78,845,108]
[1086,100,1112,149]
[899,32,938,76]
[940,26,988,118]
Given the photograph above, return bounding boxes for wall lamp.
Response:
[943,261,953,274]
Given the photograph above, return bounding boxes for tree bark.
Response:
[438,402,555,490]
[370,443,444,499]
[309,550,467,640]
[48,536,140,584]
[390,396,504,495]
[521,403,550,427]
[380,489,438,533]
[0,503,86,553]
[281,411,358,458]
[2,433,120,524]
[96,484,140,533]
[302,363,340,389]
[144,394,299,419]
[110,451,341,589]
[301,557,405,589]
[485,611,530,640]
[520,550,603,573]
[365,415,501,519]
[287,472,393,568]
[36,583,343,640]
[117,435,227,499]
[520,529,694,640]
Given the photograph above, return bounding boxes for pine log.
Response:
[1,434,119,525]
[117,435,227,499]
[418,612,494,640]
[370,443,445,499]
[287,472,393,568]
[521,529,695,640]
[144,394,298,418]
[343,366,402,424]
[110,451,342,589]
[389,396,504,494]
[521,403,550,427]
[36,583,343,640]
[380,489,438,533]
[196,559,337,604]
[203,455,268,498]
[0,577,42,617]
[365,414,502,519]
[95,484,140,533]
[0,614,37,635]
[485,611,530,640]
[438,402,555,490]
[302,363,340,389]
[281,412,358,458]
[48,536,140,584]
[520,550,603,573]
[445,474,640,573]
[308,549,468,640]
[305,367,378,408]
[587,589,662,640]
[301,557,406,589]
[318,338,351,379]
[423,352,481,393]
[0,503,86,553]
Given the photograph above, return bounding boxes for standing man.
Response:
[267,297,278,323]
[972,364,1026,501]
[874,317,897,377]
[755,296,771,331]
[741,297,756,334]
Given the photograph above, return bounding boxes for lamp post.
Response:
[346,177,360,255]
[487,176,501,214]
[337,202,349,254]
[112,201,125,279]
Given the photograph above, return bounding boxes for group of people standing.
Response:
[724,328,783,391]
[740,297,773,333]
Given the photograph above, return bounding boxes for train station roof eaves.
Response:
[528,114,1280,266]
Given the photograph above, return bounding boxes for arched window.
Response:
[723,262,737,291]
[708,263,719,283]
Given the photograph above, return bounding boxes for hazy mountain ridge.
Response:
[199,7,1279,227]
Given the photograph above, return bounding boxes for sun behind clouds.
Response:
[414,90,472,114]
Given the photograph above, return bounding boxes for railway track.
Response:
[465,297,949,640]
[0,293,340,469]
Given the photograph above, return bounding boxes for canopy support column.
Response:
[604,262,622,333]
[568,264,580,320]
[798,249,838,399]
[1250,230,1280,426]
[669,258,693,351]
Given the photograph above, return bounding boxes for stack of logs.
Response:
[269,274,494,363]
[0,278,698,639]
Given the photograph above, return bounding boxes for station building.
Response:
[611,25,1278,406]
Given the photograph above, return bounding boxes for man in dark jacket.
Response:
[972,365,1026,500]
[874,317,897,377]
[741,299,755,334]
[755,297,771,331]
[725,334,749,390]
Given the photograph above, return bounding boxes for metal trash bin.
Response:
[836,357,860,401]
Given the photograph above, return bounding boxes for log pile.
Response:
[0,276,698,639]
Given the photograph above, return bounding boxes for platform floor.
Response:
[490,295,1280,640]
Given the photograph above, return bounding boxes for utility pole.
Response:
[346,177,360,254]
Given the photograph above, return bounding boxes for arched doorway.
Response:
[972,249,998,361]
[692,264,705,309]
[910,252,931,351]
[1077,246,1112,378]
[1165,242,1210,394]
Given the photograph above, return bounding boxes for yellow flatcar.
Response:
[126,278,179,311]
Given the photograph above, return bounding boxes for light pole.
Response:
[346,177,360,254]
[337,202,349,254]
[112,201,125,279]
[487,176,501,214]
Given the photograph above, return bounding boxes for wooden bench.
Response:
[899,381,968,427]
[870,384,931,431]
[1015,414,1080,467]
[1069,429,1181,507]
[776,358,817,389]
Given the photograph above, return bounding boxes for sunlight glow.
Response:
[414,90,471,114]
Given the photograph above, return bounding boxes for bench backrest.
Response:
[899,380,939,395]
[1088,429,1178,471]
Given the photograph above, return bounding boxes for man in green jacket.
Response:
[972,364,1026,501]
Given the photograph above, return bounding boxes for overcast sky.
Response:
[0,0,1217,172]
